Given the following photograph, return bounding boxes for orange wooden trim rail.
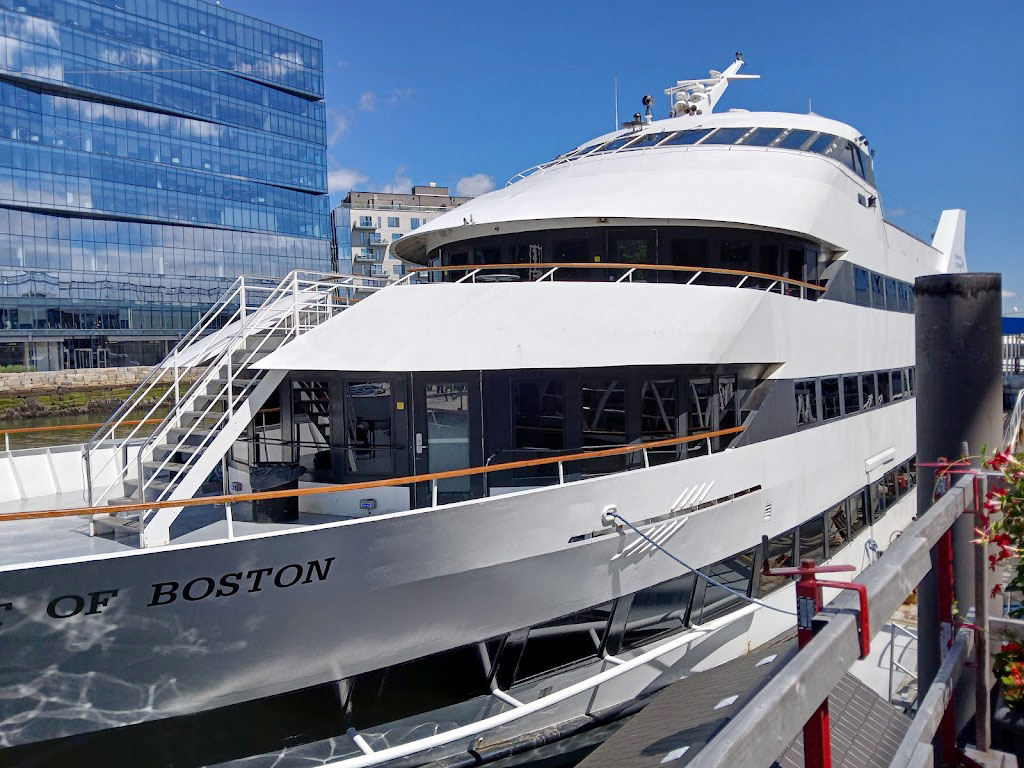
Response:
[408,262,825,292]
[0,408,282,437]
[0,425,746,522]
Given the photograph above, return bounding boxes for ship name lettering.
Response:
[147,558,335,607]
[46,589,119,619]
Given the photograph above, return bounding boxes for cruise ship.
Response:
[0,55,966,766]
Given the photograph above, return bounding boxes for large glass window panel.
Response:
[512,602,614,684]
[662,128,713,146]
[843,375,860,415]
[760,529,796,595]
[821,377,841,420]
[741,127,784,146]
[799,515,826,565]
[703,127,749,145]
[342,381,393,475]
[695,550,756,622]
[621,573,696,651]
[826,501,851,556]
[862,372,877,408]
[776,129,814,150]
[854,266,870,307]
[425,383,471,501]
[877,370,891,404]
[640,378,680,464]
[795,379,818,425]
[581,377,628,475]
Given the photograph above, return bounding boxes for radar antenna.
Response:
[664,51,760,118]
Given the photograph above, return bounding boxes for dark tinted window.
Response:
[581,378,628,475]
[598,136,635,153]
[870,272,885,307]
[621,573,696,650]
[826,502,850,556]
[891,369,905,400]
[809,133,835,154]
[821,377,841,420]
[663,128,714,146]
[795,379,818,425]
[641,378,680,464]
[843,375,860,414]
[885,277,898,307]
[761,529,796,595]
[877,370,891,404]
[512,603,614,684]
[696,550,756,622]
[624,132,671,150]
[908,367,916,395]
[837,142,858,173]
[572,142,605,158]
[777,129,814,150]
[897,281,910,312]
[346,639,502,728]
[871,480,886,522]
[799,515,826,565]
[896,461,912,500]
[704,127,750,145]
[861,372,877,407]
[848,489,868,537]
[741,128,784,146]
[854,267,870,307]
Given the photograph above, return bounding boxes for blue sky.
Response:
[231,0,1022,306]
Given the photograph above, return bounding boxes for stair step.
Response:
[143,459,189,475]
[152,443,203,460]
[178,409,225,426]
[166,426,216,447]
[207,377,257,393]
[92,515,144,533]
[122,478,172,502]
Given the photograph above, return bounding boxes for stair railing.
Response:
[134,272,383,505]
[85,270,382,507]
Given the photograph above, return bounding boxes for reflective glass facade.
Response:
[0,0,330,369]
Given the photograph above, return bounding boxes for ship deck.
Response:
[0,494,346,569]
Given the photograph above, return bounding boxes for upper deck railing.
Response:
[0,425,745,524]
[400,262,825,299]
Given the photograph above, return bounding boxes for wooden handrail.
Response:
[408,262,825,292]
[0,425,745,522]
[0,408,282,437]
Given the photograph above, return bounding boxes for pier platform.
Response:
[579,637,911,768]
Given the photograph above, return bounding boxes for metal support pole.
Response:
[796,561,832,768]
[915,272,1003,763]
[975,481,992,753]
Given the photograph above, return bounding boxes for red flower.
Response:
[992,451,1017,471]
[1002,639,1018,652]
[993,584,1005,599]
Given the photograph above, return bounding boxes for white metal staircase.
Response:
[83,270,385,547]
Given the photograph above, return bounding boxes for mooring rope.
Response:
[607,510,798,616]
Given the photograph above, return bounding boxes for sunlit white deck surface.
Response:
[0,497,342,569]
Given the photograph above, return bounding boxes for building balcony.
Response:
[354,219,377,229]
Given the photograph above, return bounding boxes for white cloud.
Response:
[327,168,368,194]
[1004,290,1018,299]
[359,91,377,111]
[327,113,350,145]
[381,168,413,194]
[456,173,496,197]
[387,87,415,104]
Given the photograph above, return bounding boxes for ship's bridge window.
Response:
[624,131,672,150]
[795,379,818,425]
[776,129,814,150]
[854,267,870,307]
[662,128,713,146]
[885,277,898,309]
[703,127,750,145]
[571,142,606,158]
[596,136,635,153]
[870,272,885,307]
[809,133,836,154]
[741,127,785,146]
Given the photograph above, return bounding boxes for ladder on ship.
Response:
[82,270,384,547]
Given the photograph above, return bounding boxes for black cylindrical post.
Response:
[915,273,1003,757]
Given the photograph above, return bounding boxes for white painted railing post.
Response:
[239,278,247,320]
[173,348,180,405]
[642,448,650,468]
[558,461,565,484]
[431,479,438,507]
[292,273,301,333]
[225,501,234,539]
[3,433,8,452]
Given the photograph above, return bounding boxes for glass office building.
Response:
[0,0,331,370]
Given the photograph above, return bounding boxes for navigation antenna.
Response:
[665,51,760,118]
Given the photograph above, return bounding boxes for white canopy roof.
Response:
[254,282,780,373]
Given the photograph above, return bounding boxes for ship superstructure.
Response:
[0,55,964,766]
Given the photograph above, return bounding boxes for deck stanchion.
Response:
[760,557,870,768]
[915,273,1003,759]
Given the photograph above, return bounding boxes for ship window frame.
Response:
[809,133,836,154]
[740,127,785,147]
[798,514,826,566]
[884,277,899,308]
[694,549,757,623]
[622,131,673,150]
[702,127,752,146]
[826,500,851,558]
[776,129,815,150]
[870,271,885,308]
[853,266,871,307]
[821,376,841,421]
[760,527,797,595]
[842,374,861,415]
[619,571,697,652]
[795,378,818,426]
[595,136,635,154]
[509,601,615,686]
[661,128,714,146]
